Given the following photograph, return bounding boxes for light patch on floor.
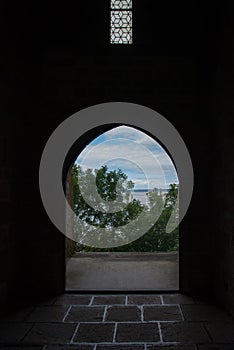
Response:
[66,252,179,291]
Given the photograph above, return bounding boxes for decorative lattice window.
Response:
[110,0,133,44]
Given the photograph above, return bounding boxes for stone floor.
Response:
[66,252,179,291]
[0,293,233,350]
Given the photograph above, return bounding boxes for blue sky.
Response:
[75,126,178,190]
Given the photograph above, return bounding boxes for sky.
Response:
[75,126,178,190]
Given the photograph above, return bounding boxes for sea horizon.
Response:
[132,188,169,192]
[131,188,169,205]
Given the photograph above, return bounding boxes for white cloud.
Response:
[75,126,178,189]
[104,126,166,152]
[77,142,174,170]
[104,126,138,140]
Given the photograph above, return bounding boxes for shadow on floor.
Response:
[0,293,233,349]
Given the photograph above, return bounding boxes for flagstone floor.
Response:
[0,293,233,350]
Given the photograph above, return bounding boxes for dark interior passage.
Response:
[1,0,234,343]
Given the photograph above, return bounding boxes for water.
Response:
[131,189,169,205]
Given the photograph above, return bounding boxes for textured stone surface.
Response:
[144,305,183,321]
[64,306,105,322]
[97,346,144,350]
[128,295,161,305]
[162,294,195,305]
[205,322,234,343]
[197,345,234,350]
[73,323,115,343]
[116,323,160,342]
[25,306,69,322]
[0,323,33,342]
[0,347,43,350]
[181,304,231,321]
[105,306,141,322]
[45,346,94,350]
[38,298,57,306]
[66,253,179,291]
[0,307,34,322]
[54,295,91,305]
[147,346,197,350]
[92,295,126,305]
[24,323,76,344]
[1,293,234,348]
[160,322,210,343]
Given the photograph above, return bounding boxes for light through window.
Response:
[110,0,133,44]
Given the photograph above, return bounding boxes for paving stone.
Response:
[147,345,197,350]
[205,322,234,343]
[194,297,216,305]
[54,295,91,306]
[38,298,57,306]
[45,345,94,350]
[24,323,76,344]
[97,345,144,350]
[73,323,115,343]
[128,295,161,305]
[116,323,160,342]
[160,322,210,343]
[0,323,33,342]
[144,305,183,321]
[147,345,197,349]
[105,306,141,322]
[25,306,69,322]
[0,307,35,322]
[162,294,195,305]
[64,306,105,322]
[0,347,43,350]
[181,304,232,321]
[197,345,234,349]
[92,295,126,305]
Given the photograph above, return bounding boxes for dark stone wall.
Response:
[1,0,233,313]
[0,113,18,312]
[213,1,234,315]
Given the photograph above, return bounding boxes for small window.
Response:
[110,0,133,44]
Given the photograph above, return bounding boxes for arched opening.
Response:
[65,124,179,291]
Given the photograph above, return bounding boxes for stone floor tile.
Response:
[97,345,145,350]
[160,322,210,343]
[181,304,231,321]
[25,306,69,322]
[147,345,197,349]
[194,297,217,305]
[54,295,92,306]
[0,323,33,342]
[73,323,115,343]
[45,345,94,350]
[23,323,76,344]
[205,322,234,343]
[105,306,141,322]
[38,298,57,306]
[0,307,35,322]
[162,294,195,305]
[128,295,161,305]
[116,322,160,342]
[144,305,183,321]
[64,306,105,322]
[92,296,126,305]
[197,345,234,349]
[0,347,43,350]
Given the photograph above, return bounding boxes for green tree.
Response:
[72,164,144,251]
[142,184,179,251]
[72,164,179,252]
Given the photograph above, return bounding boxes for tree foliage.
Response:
[72,164,179,252]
